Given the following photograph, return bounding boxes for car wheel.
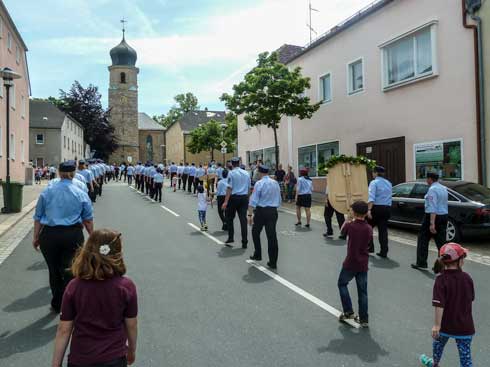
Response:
[446,218,461,242]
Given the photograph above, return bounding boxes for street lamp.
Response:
[220,122,227,165]
[0,67,22,213]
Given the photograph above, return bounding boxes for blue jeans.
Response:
[198,210,206,225]
[433,335,472,366]
[337,268,368,321]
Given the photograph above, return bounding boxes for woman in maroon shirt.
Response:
[52,229,138,367]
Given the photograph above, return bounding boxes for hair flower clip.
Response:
[99,245,111,256]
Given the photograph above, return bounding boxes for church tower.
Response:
[108,25,139,163]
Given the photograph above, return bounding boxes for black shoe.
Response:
[295,222,302,226]
[242,242,248,249]
[368,248,375,254]
[267,262,277,269]
[225,239,234,247]
[250,255,262,261]
[411,263,428,270]
[338,235,347,240]
[221,225,228,231]
[305,224,310,229]
[376,252,388,258]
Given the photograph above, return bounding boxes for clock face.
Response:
[120,96,128,104]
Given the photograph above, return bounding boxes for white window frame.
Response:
[20,139,25,162]
[297,140,341,178]
[380,20,438,91]
[9,133,15,160]
[9,84,15,110]
[21,95,26,118]
[413,138,464,181]
[318,72,332,104]
[7,31,12,51]
[347,57,365,95]
[36,133,45,145]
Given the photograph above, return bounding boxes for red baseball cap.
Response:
[439,243,468,263]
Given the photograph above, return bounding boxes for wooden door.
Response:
[357,136,406,185]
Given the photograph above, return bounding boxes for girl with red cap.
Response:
[420,243,475,367]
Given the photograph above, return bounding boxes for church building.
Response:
[108,30,165,164]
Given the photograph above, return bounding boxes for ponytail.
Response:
[432,257,445,274]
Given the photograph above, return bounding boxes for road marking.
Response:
[246,260,359,328]
[161,205,180,217]
[188,223,224,245]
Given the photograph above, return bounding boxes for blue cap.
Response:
[374,165,385,173]
[59,160,76,172]
[78,160,86,165]
[258,164,269,173]
[231,157,240,163]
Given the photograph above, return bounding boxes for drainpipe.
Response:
[462,0,486,186]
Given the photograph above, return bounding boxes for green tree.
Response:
[187,119,234,161]
[221,52,320,167]
[154,92,200,128]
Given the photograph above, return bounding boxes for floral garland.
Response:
[324,155,377,174]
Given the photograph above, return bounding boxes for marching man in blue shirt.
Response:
[412,172,449,270]
[367,166,393,258]
[248,165,281,269]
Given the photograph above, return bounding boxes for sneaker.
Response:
[305,224,310,228]
[354,316,369,328]
[338,312,355,322]
[323,232,333,238]
[204,225,208,231]
[295,222,302,226]
[419,354,434,367]
[200,225,205,231]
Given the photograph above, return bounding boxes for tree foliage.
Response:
[187,118,236,161]
[153,92,200,128]
[54,81,118,159]
[221,52,320,166]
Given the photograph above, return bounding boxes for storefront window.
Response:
[250,149,263,165]
[263,147,278,172]
[317,142,339,176]
[298,145,317,177]
[415,140,462,180]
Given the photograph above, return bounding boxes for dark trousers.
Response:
[416,214,448,267]
[68,356,128,367]
[39,226,84,310]
[252,207,279,265]
[188,176,194,193]
[87,184,96,203]
[217,195,227,229]
[324,200,345,235]
[135,175,140,190]
[368,205,391,255]
[193,177,202,194]
[127,175,133,185]
[145,179,150,195]
[338,268,368,321]
[154,183,163,202]
[149,179,155,198]
[182,174,188,191]
[226,195,249,244]
[140,177,146,192]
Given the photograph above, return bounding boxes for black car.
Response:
[389,181,490,242]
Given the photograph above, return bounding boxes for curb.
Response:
[0,199,37,239]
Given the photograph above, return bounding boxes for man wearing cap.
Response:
[182,163,190,191]
[412,172,449,270]
[367,166,393,258]
[78,160,96,202]
[33,161,94,313]
[188,163,197,194]
[248,165,281,269]
[222,157,251,247]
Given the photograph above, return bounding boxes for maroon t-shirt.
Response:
[432,269,475,336]
[341,220,372,272]
[61,276,138,366]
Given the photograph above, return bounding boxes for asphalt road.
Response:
[0,181,489,366]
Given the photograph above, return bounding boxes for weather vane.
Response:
[121,18,127,39]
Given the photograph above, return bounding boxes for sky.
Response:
[5,0,375,116]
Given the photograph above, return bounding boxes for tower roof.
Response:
[110,37,137,67]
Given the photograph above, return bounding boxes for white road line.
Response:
[246,260,359,328]
[187,223,225,245]
[161,205,180,217]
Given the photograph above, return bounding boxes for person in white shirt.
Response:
[197,185,210,231]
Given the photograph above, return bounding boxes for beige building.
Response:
[138,112,166,163]
[165,110,234,164]
[238,0,485,192]
[29,100,85,167]
[0,0,30,183]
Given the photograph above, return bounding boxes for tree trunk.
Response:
[272,124,279,170]
[210,149,214,161]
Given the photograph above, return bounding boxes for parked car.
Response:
[389,181,490,242]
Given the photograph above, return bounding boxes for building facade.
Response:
[0,1,30,183]
[138,112,166,163]
[29,100,85,167]
[165,110,234,165]
[478,1,490,185]
[238,0,483,191]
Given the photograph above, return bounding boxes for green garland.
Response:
[325,155,377,174]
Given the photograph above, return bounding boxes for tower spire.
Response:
[121,18,127,40]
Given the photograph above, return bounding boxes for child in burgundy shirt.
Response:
[420,243,475,367]
[337,201,372,327]
[52,229,138,367]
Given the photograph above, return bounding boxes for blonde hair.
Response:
[72,229,126,280]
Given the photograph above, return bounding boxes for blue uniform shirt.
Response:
[227,167,251,195]
[296,176,313,195]
[368,176,393,206]
[189,166,197,176]
[34,179,93,226]
[183,165,190,174]
[149,167,157,178]
[216,179,228,196]
[216,167,224,179]
[196,167,205,178]
[78,169,94,183]
[170,164,178,173]
[75,172,87,184]
[153,173,164,183]
[425,182,449,215]
[207,166,216,175]
[127,166,135,175]
[249,176,281,208]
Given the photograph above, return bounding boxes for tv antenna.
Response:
[307,0,320,45]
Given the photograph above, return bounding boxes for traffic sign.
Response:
[220,141,227,148]
[221,147,227,154]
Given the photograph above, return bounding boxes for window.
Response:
[120,72,126,84]
[21,95,26,118]
[67,137,70,150]
[250,149,263,164]
[263,146,278,171]
[414,140,462,180]
[411,184,429,199]
[64,136,66,148]
[9,85,15,109]
[382,24,436,89]
[9,133,15,159]
[7,32,12,50]
[317,142,339,176]
[348,59,364,94]
[298,145,317,177]
[319,73,332,103]
[16,45,20,64]
[36,134,44,144]
[20,139,24,162]
[392,183,415,198]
